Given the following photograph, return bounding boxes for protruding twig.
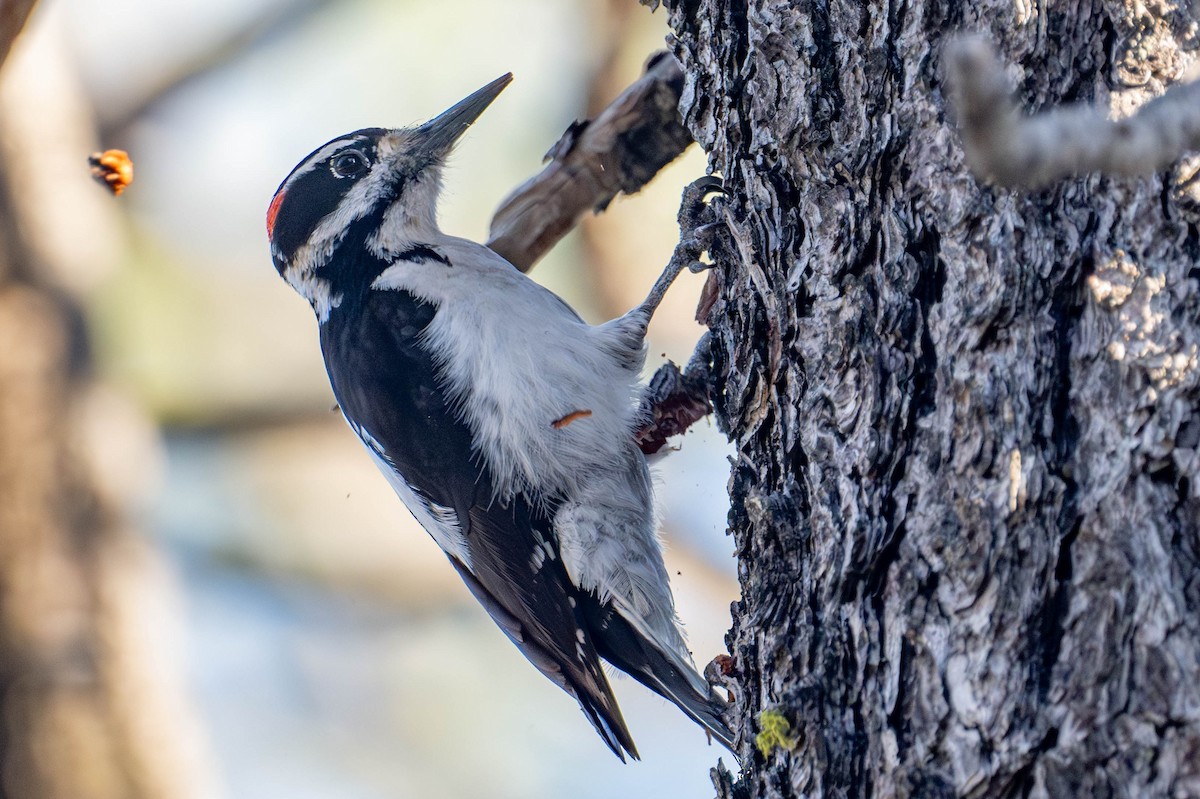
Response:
[711,760,751,799]
[486,54,716,448]
[487,51,692,272]
[945,34,1200,188]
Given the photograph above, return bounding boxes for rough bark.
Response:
[656,0,1200,796]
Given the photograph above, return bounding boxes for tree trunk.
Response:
[657,0,1200,796]
[0,13,214,798]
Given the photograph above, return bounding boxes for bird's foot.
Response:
[641,176,727,313]
[677,175,726,274]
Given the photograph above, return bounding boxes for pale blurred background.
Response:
[0,0,737,796]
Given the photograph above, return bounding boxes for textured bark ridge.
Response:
[659,0,1200,796]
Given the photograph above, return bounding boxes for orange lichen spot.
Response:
[88,149,134,196]
[551,409,593,429]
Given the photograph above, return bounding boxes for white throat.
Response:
[367,173,444,259]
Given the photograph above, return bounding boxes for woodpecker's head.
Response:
[267,74,512,318]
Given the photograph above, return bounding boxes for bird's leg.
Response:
[638,176,726,316]
[603,177,725,374]
[626,179,724,453]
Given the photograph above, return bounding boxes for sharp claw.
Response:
[690,175,726,195]
[678,176,727,233]
[680,177,725,212]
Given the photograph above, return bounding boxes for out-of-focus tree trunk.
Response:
[655,0,1200,796]
[0,125,132,799]
[0,0,37,67]
[0,11,214,799]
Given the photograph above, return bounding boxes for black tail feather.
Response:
[447,554,640,761]
[575,691,640,762]
[583,599,737,755]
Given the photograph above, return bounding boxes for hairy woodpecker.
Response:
[265,75,732,761]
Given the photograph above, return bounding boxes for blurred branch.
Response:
[0,0,37,71]
[576,0,664,321]
[945,34,1200,188]
[98,0,337,141]
[0,21,217,794]
[486,51,692,272]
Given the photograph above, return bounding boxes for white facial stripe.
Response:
[283,154,396,319]
[280,136,371,196]
[282,265,341,322]
[365,174,443,259]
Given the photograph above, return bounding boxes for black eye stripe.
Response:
[269,128,388,269]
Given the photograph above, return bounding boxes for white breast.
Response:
[372,236,694,668]
[372,237,645,501]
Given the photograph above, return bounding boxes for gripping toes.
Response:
[640,176,727,314]
[677,176,726,273]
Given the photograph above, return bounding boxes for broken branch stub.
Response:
[486,51,693,272]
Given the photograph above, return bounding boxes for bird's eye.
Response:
[330,150,369,178]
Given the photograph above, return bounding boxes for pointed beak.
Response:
[410,73,512,158]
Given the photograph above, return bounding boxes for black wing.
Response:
[321,287,639,760]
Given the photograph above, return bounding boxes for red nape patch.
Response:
[266,189,286,239]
